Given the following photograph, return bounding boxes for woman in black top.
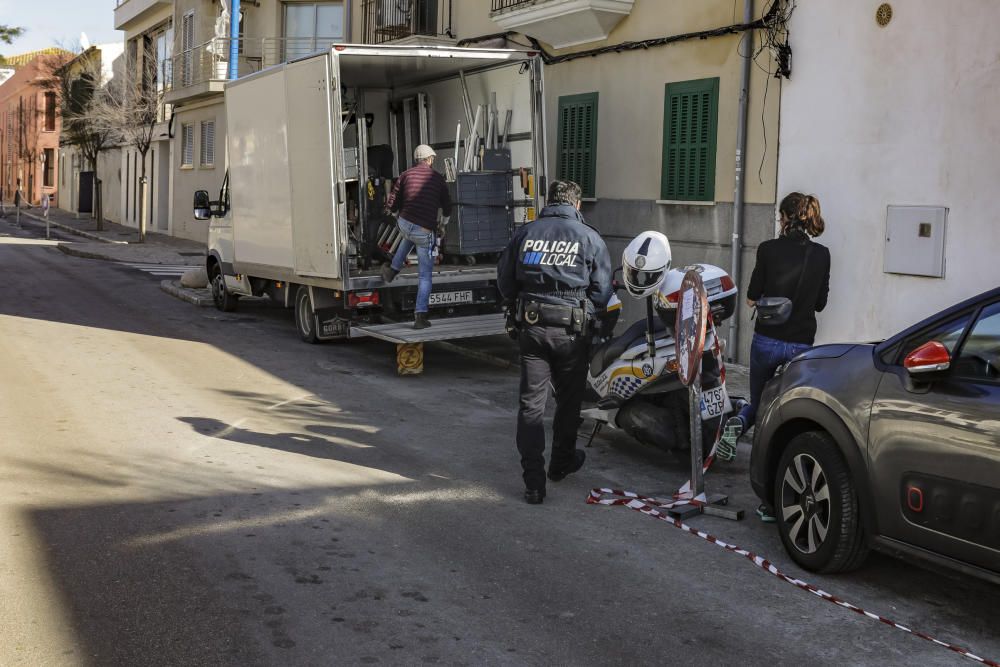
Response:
[719,193,831,519]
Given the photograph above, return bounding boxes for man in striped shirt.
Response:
[381,144,452,329]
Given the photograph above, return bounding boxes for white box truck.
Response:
[193,44,548,351]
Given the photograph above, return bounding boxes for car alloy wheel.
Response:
[780,453,831,554]
[773,431,869,573]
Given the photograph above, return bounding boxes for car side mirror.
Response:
[904,341,951,376]
[193,190,212,220]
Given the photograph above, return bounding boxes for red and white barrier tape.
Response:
[587,488,1000,666]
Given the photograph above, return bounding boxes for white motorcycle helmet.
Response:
[622,231,672,298]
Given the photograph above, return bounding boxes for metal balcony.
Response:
[361,0,454,46]
[162,37,341,105]
[489,0,634,49]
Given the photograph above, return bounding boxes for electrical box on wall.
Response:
[883,206,948,278]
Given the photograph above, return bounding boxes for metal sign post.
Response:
[42,194,50,239]
[672,268,742,521]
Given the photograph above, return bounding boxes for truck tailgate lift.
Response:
[351,314,507,375]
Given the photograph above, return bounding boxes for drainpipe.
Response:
[229,0,241,80]
[728,0,753,362]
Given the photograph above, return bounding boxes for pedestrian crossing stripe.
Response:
[119,262,197,278]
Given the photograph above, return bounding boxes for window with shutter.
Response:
[556,92,598,199]
[181,123,193,166]
[661,78,718,202]
[181,11,195,86]
[200,120,216,167]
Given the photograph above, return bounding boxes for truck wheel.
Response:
[210,266,239,312]
[774,431,869,573]
[295,286,319,344]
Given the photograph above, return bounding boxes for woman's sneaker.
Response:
[756,503,776,523]
[716,416,744,461]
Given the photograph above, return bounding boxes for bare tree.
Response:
[13,92,41,203]
[38,50,115,229]
[89,42,162,242]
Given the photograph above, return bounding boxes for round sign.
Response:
[674,268,709,387]
[42,194,50,213]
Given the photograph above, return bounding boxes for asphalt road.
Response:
[1,220,997,667]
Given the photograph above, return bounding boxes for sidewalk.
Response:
[6,203,206,266]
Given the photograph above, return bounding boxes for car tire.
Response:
[210,265,239,312]
[773,431,869,573]
[295,285,320,344]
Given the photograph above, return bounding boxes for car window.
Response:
[895,313,972,365]
[953,302,1000,381]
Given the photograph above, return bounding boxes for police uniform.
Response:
[497,203,612,497]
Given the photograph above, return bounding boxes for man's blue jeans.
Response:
[390,217,434,314]
[737,333,811,428]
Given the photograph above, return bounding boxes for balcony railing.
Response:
[361,0,453,45]
[162,37,341,94]
[491,0,537,13]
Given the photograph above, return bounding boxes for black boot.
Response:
[413,312,432,329]
[524,488,545,505]
[381,264,398,284]
[548,449,586,482]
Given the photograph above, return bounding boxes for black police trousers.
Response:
[516,323,590,491]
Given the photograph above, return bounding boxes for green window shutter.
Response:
[661,78,719,202]
[556,92,599,199]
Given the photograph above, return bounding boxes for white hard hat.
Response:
[622,231,671,298]
[414,144,436,160]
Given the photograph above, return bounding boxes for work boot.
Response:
[547,449,586,482]
[413,312,432,329]
[381,263,398,284]
[524,488,545,505]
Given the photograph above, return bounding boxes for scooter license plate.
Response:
[700,386,731,421]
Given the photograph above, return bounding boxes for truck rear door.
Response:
[285,54,343,279]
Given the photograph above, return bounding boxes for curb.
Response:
[160,280,214,307]
[57,244,127,262]
[18,210,128,244]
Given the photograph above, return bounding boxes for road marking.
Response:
[118,262,196,278]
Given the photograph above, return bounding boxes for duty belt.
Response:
[519,299,588,333]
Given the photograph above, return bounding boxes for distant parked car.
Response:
[750,287,1000,583]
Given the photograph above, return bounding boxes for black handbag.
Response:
[755,245,813,326]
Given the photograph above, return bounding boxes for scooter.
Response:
[582,263,740,456]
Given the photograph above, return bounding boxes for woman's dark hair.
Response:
[779,192,825,237]
[547,180,582,207]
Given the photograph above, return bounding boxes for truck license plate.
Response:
[700,385,731,421]
[429,290,473,307]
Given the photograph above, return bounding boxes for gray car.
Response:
[750,287,1000,583]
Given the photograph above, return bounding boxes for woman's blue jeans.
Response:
[737,333,811,428]
[390,217,434,314]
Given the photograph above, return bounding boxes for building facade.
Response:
[0,57,64,206]
[776,1,1000,345]
[58,43,127,224]
[114,0,175,235]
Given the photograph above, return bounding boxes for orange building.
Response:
[0,56,64,206]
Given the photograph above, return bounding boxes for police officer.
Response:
[498,180,612,504]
